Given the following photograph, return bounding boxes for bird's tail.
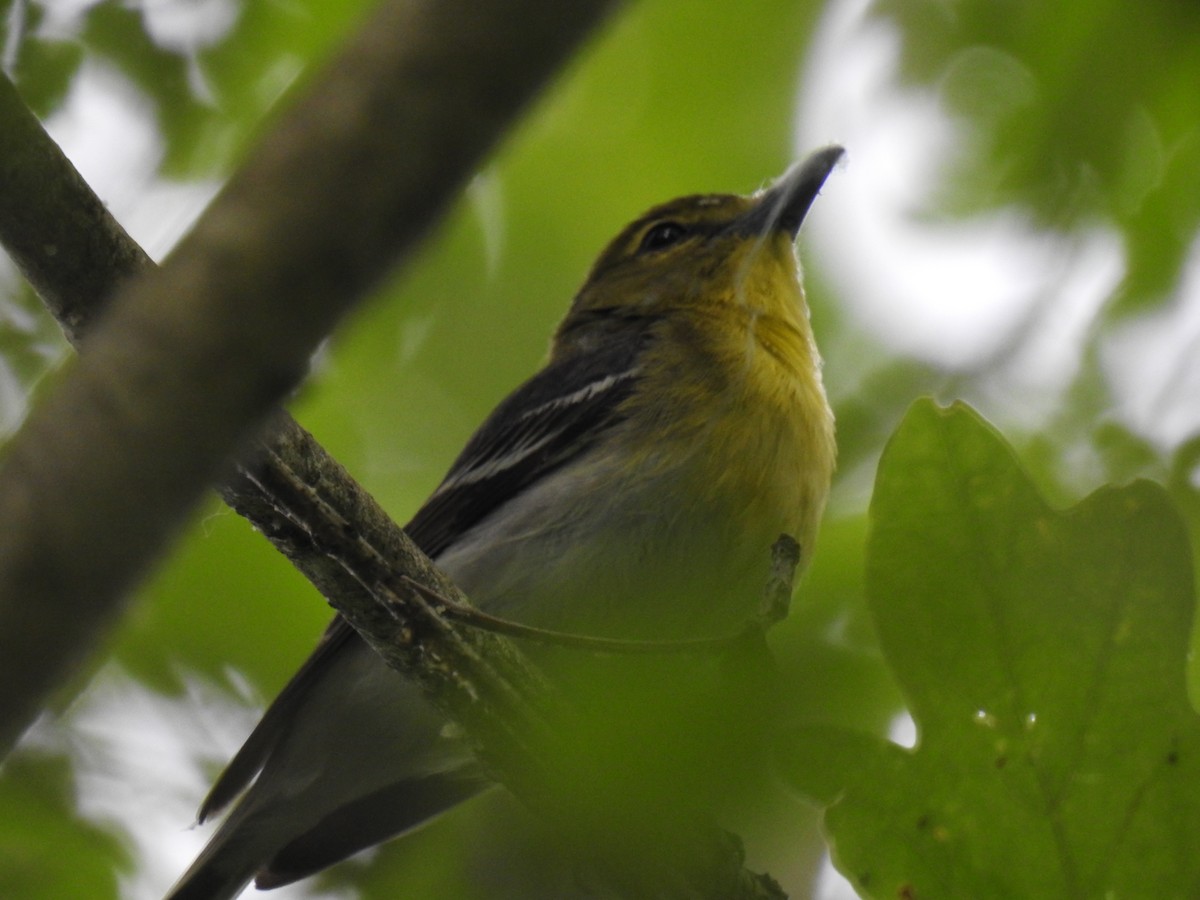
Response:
[164,809,266,900]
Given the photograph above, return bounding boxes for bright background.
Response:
[2,0,1198,897]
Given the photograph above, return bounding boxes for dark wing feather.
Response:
[197,617,354,822]
[198,327,646,821]
[406,338,644,556]
[256,773,487,888]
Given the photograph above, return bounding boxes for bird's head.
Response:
[553,146,843,357]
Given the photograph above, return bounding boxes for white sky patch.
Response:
[969,227,1123,431]
[32,0,103,36]
[2,0,27,73]
[1102,235,1200,451]
[17,666,350,900]
[140,0,242,103]
[139,0,241,52]
[813,852,862,900]
[888,709,917,749]
[793,0,1120,381]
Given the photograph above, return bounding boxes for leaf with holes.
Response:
[798,399,1200,898]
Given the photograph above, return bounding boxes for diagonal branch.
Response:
[0,0,615,756]
[0,2,789,895]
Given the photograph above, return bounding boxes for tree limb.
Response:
[0,0,615,756]
[0,1,791,895]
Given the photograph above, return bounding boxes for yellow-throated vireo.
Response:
[168,145,843,900]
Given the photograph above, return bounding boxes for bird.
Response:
[167,145,842,899]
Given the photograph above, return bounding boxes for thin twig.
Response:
[0,0,614,755]
[407,533,802,656]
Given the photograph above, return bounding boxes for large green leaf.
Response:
[782,399,1200,898]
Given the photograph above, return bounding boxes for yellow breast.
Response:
[621,262,835,572]
[704,305,834,566]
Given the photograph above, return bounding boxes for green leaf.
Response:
[0,753,123,900]
[8,40,83,119]
[75,0,374,176]
[0,3,82,117]
[818,399,1200,898]
[82,2,203,164]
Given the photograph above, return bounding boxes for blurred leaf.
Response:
[187,0,374,174]
[778,723,902,808]
[830,356,943,479]
[9,40,83,119]
[72,0,374,176]
[32,0,1200,896]
[797,399,1200,898]
[1169,436,1200,709]
[82,2,205,162]
[0,753,123,900]
[0,3,82,116]
[0,280,70,443]
[874,0,1200,307]
[113,497,327,696]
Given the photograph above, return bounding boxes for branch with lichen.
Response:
[0,1,793,895]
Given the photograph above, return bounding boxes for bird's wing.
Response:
[406,336,644,557]
[198,329,645,822]
[197,618,354,822]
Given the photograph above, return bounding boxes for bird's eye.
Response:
[638,221,688,254]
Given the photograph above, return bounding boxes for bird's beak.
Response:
[735,145,844,239]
